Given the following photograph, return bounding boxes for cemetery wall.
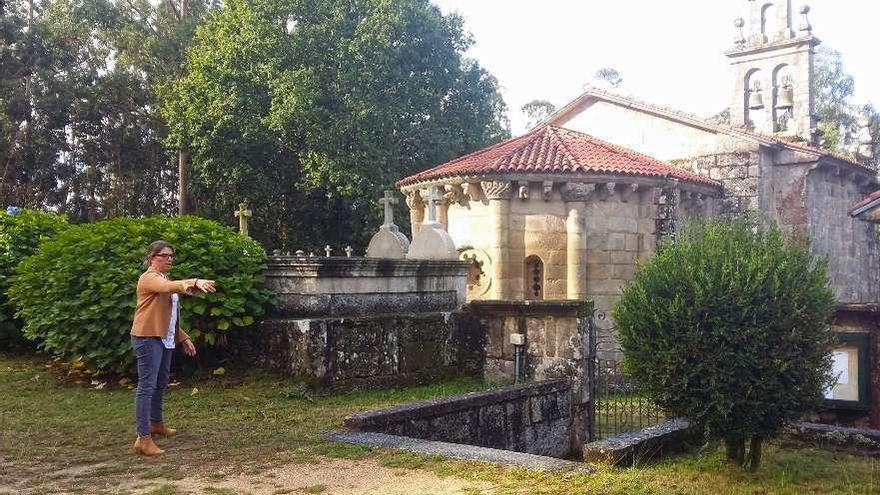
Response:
[463,300,591,385]
[256,256,480,388]
[344,380,573,458]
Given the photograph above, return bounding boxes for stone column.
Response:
[562,183,595,300]
[481,180,513,300]
[438,197,450,231]
[405,190,425,236]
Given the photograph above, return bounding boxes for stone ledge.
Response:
[266,257,470,278]
[324,431,591,472]
[344,380,570,429]
[582,418,697,466]
[269,291,461,318]
[468,300,590,317]
[788,422,880,447]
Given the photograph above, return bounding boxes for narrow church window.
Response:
[524,256,544,300]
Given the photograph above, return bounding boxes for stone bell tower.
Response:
[727,0,820,142]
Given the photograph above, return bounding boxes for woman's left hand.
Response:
[181,339,197,357]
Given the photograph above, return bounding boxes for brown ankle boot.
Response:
[149,421,178,438]
[133,435,164,456]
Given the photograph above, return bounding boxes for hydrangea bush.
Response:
[0,208,69,348]
[10,216,273,374]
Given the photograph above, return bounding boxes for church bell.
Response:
[775,85,794,109]
[748,88,765,110]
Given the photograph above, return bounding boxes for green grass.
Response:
[1,352,878,495]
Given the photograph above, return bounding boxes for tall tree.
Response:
[521,99,556,129]
[593,67,623,89]
[162,0,509,250]
[812,46,880,163]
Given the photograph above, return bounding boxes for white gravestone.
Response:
[366,190,411,259]
[407,187,458,260]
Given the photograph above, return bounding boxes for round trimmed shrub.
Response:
[9,215,273,375]
[613,217,836,471]
[0,208,69,348]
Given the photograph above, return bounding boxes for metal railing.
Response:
[587,310,666,441]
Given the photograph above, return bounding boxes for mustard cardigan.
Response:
[130,267,199,343]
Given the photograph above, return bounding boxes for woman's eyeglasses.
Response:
[154,253,175,260]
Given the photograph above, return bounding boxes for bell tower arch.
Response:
[728,0,819,142]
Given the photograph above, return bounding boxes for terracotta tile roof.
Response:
[850,189,880,217]
[396,125,721,188]
[544,87,876,174]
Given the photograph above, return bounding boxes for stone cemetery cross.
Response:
[234,202,252,237]
[379,190,398,227]
[324,245,333,257]
[425,187,440,223]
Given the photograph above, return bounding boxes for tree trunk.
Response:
[747,436,763,472]
[178,149,190,215]
[725,437,746,466]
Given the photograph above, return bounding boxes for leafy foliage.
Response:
[521,99,556,129]
[160,0,510,250]
[9,216,272,375]
[613,217,836,470]
[0,209,69,347]
[0,0,214,220]
[814,46,879,159]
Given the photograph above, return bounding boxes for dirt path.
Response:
[106,457,494,495]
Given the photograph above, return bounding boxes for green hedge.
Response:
[9,216,273,374]
[0,208,69,348]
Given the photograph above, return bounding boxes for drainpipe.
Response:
[510,333,526,384]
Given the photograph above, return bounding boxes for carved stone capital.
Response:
[443,183,466,205]
[561,182,596,202]
[480,180,513,200]
[405,190,425,209]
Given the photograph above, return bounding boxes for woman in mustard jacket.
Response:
[130,240,216,456]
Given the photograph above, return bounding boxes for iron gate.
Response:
[586,309,666,441]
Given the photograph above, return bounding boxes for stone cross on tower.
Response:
[378,190,398,226]
[234,202,252,237]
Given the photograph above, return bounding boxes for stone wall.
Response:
[344,380,573,458]
[444,182,671,314]
[806,167,880,304]
[583,189,658,316]
[464,300,590,386]
[258,312,484,388]
[672,151,763,216]
[258,256,477,388]
[265,256,468,317]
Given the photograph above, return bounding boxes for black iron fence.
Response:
[587,310,666,441]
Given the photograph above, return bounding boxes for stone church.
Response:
[397,1,880,423]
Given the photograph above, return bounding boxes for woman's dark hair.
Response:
[144,240,175,268]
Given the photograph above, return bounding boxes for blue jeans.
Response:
[131,336,173,437]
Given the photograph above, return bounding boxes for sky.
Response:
[430,0,880,135]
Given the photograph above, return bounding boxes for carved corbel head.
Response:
[561,182,596,203]
[542,181,554,201]
[620,183,640,203]
[600,182,617,201]
[517,182,530,200]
